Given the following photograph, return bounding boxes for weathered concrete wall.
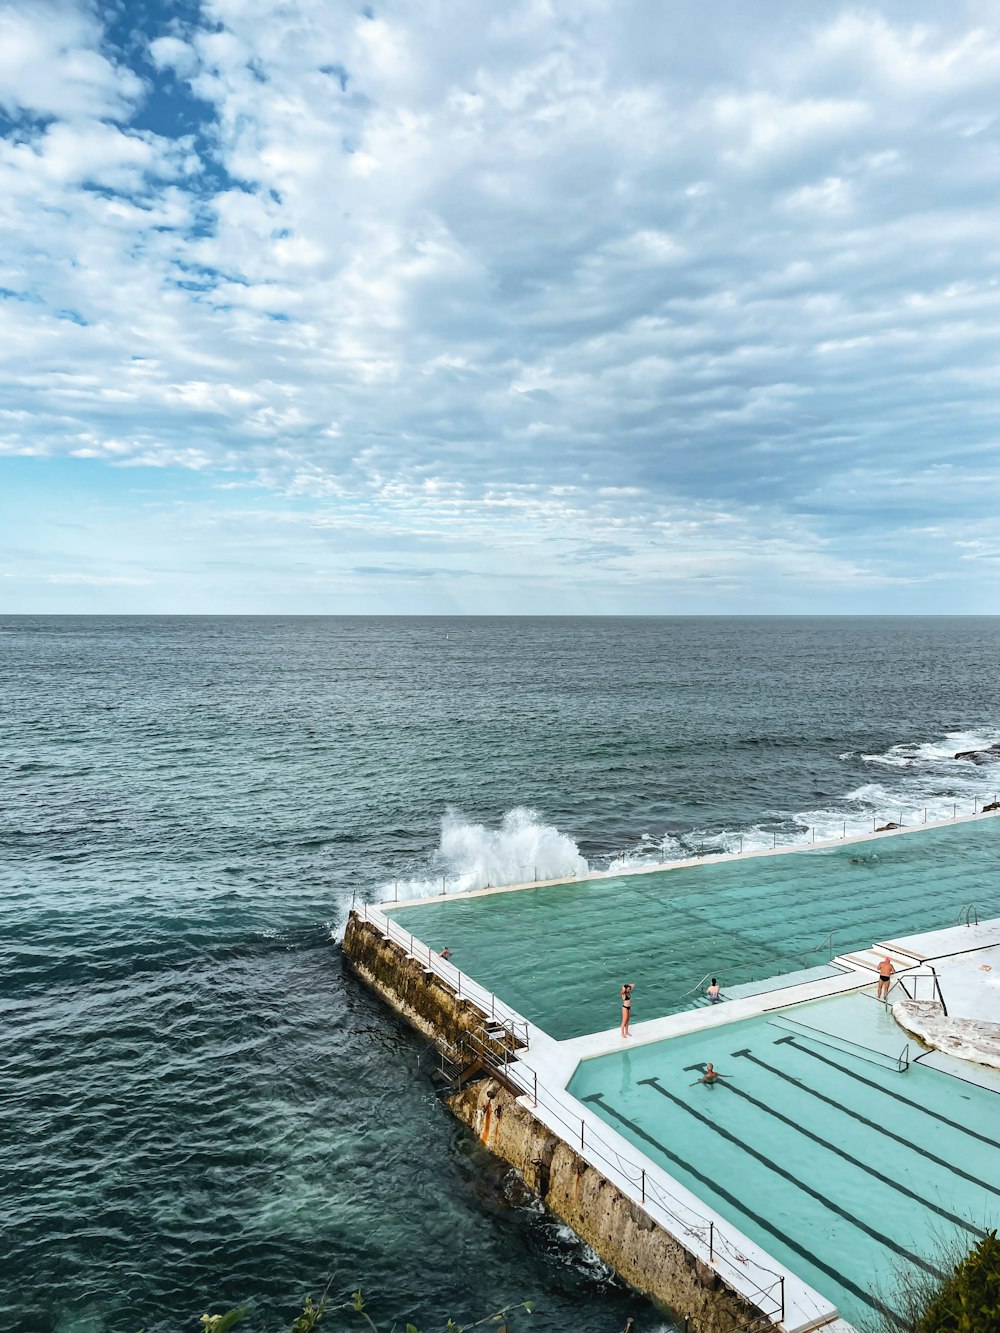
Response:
[448,1078,765,1333]
[343,912,768,1333]
[342,913,487,1051]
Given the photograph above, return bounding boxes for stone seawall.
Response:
[448,1077,765,1333]
[342,913,487,1051]
[342,911,770,1333]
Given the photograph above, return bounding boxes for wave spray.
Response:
[388,807,589,898]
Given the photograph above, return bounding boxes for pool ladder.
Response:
[959,902,979,927]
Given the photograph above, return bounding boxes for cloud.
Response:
[3,0,1000,610]
[47,572,151,586]
[0,3,143,121]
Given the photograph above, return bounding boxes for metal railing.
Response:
[452,1035,789,1326]
[895,965,948,1017]
[351,901,530,1047]
[959,902,980,927]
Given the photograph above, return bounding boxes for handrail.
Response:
[681,972,714,998]
[894,966,948,1018]
[456,1035,788,1325]
[928,964,948,1018]
[802,929,836,961]
[959,903,979,927]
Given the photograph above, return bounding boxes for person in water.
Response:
[706,977,721,1003]
[691,1062,726,1087]
[876,956,895,1001]
[620,983,635,1038]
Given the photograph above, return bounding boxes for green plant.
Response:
[917,1231,1000,1333]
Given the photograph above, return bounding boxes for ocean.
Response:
[4,615,1000,1333]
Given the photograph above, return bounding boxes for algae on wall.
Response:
[448,1077,767,1333]
[342,914,488,1051]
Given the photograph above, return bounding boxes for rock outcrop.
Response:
[892,998,1000,1070]
[954,743,1000,764]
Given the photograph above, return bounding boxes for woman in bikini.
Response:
[620,982,635,1037]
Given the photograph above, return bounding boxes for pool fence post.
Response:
[534,866,538,881]
[924,808,927,823]
[772,832,776,849]
[410,933,415,957]
[580,1118,585,1150]
[351,889,356,908]
[428,943,432,967]
[640,1167,645,1203]
[780,1276,785,1321]
[457,970,462,998]
[442,876,446,895]
[953,802,957,819]
[533,1069,537,1106]
[899,811,903,826]
[491,992,495,1019]
[708,1221,714,1261]
[739,836,743,853]
[811,826,815,842]
[873,815,876,832]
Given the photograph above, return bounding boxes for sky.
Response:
[3,0,1000,614]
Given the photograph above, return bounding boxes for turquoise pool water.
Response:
[567,990,1000,1330]
[388,819,1000,1038]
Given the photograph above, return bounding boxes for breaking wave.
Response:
[384,806,589,898]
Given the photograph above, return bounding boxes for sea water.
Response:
[4,615,1000,1332]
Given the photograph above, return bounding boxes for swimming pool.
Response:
[567,989,1000,1330]
[387,818,1000,1038]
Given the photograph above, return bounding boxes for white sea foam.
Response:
[384,806,590,898]
[601,832,686,872]
[385,728,1000,901]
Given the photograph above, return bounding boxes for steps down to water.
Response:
[834,947,917,976]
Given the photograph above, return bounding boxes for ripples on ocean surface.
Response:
[3,616,1000,1332]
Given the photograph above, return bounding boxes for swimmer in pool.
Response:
[691,1062,727,1087]
[706,977,720,1002]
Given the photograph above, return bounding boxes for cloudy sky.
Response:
[3,0,1000,613]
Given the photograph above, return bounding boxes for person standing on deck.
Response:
[876,956,895,1001]
[620,983,635,1037]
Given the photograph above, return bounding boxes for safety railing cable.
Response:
[452,1029,788,1324]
